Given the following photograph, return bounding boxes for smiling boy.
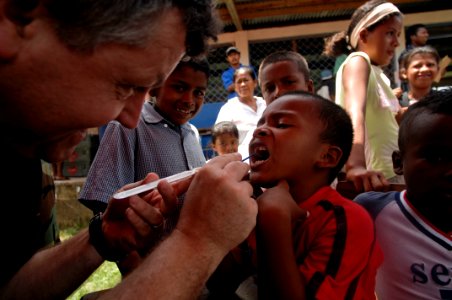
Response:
[80,58,209,220]
[249,91,382,299]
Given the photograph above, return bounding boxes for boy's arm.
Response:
[79,121,136,213]
[342,56,388,192]
[256,181,308,299]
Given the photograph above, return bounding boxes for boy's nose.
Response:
[253,126,269,137]
[182,92,195,104]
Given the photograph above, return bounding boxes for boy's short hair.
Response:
[282,91,353,184]
[211,121,239,144]
[398,88,452,154]
[400,46,440,69]
[258,51,310,84]
[177,56,210,79]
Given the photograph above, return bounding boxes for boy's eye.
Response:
[424,150,451,164]
[276,122,290,129]
[194,90,206,98]
[282,79,296,86]
[264,84,275,93]
[172,84,186,93]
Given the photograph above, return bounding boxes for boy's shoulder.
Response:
[308,187,376,223]
[354,191,400,220]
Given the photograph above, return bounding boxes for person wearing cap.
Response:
[398,24,431,93]
[316,69,335,101]
[222,46,254,99]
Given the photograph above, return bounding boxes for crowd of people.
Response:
[2,0,450,299]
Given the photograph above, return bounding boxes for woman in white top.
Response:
[215,66,266,158]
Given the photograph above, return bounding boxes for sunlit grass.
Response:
[60,227,121,300]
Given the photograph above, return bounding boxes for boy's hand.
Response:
[99,173,179,260]
[257,180,308,228]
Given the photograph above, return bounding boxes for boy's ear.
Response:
[316,145,342,169]
[0,1,37,62]
[392,150,404,175]
[306,79,315,94]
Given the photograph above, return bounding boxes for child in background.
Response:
[399,46,440,107]
[238,50,315,159]
[355,90,452,299]
[215,66,266,159]
[324,0,404,192]
[258,50,314,103]
[249,91,382,299]
[211,121,239,156]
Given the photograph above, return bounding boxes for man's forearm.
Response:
[1,229,103,300]
[103,229,228,299]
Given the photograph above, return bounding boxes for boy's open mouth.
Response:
[250,145,270,167]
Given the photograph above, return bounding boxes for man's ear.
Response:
[0,1,37,61]
[392,150,404,175]
[317,145,343,169]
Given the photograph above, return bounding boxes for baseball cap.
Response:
[226,46,240,56]
[320,69,333,80]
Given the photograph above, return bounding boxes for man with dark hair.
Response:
[222,46,244,99]
[0,1,257,298]
[222,46,256,99]
[405,24,429,49]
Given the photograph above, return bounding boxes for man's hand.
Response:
[175,153,257,255]
[100,173,178,259]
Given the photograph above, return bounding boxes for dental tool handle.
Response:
[113,168,200,200]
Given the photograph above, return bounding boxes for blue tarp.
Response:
[190,102,225,159]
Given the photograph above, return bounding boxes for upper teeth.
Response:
[177,108,191,114]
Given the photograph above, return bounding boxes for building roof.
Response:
[216,0,452,32]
